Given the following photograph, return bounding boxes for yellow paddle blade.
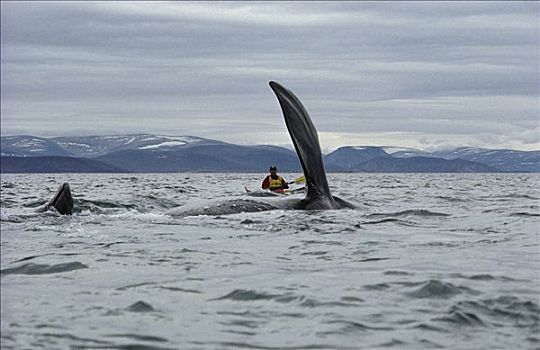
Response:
[293,175,305,184]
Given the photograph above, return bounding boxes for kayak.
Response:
[244,174,306,197]
[244,186,305,197]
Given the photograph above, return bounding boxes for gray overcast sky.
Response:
[1,1,539,151]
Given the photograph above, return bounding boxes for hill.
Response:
[0,156,125,173]
[1,134,538,173]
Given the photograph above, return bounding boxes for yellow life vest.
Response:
[269,176,285,190]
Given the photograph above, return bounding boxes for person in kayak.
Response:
[262,166,289,192]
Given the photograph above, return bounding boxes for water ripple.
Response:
[1,262,88,275]
[212,289,280,302]
[212,289,362,308]
[126,301,155,313]
[106,333,169,343]
[193,341,351,350]
[325,319,394,332]
[406,280,479,299]
[367,209,450,218]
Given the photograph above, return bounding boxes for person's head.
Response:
[269,166,277,175]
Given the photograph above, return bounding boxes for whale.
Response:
[38,182,74,215]
[167,81,354,217]
[39,81,353,217]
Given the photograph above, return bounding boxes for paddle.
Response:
[288,175,305,185]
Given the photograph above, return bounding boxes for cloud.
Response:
[1,1,538,151]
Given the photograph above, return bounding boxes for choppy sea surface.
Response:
[1,173,539,350]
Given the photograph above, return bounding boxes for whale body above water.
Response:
[43,81,354,217]
[168,81,354,217]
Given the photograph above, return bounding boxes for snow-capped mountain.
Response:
[0,135,73,157]
[1,134,301,173]
[381,146,437,158]
[324,146,499,173]
[1,135,538,172]
[324,146,391,171]
[1,134,219,157]
[434,147,540,173]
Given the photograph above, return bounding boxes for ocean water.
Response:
[1,173,539,349]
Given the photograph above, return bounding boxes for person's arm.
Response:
[282,177,289,189]
[262,176,270,189]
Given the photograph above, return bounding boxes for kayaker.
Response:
[262,166,289,192]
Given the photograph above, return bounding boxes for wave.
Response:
[212,289,281,302]
[367,209,450,218]
[452,296,539,325]
[510,212,540,217]
[299,299,360,308]
[361,218,417,226]
[75,198,140,213]
[195,341,332,350]
[158,286,202,294]
[116,281,202,294]
[411,323,448,333]
[363,283,391,291]
[434,310,485,327]
[1,262,88,276]
[384,270,414,276]
[37,332,175,350]
[106,333,169,343]
[357,257,391,263]
[430,295,539,331]
[30,332,114,348]
[406,280,478,299]
[448,273,522,282]
[500,194,540,200]
[212,289,361,308]
[126,301,155,312]
[301,239,344,246]
[324,319,393,332]
[21,199,48,208]
[435,195,465,202]
[0,208,24,223]
[116,282,157,291]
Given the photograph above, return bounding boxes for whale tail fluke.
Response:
[46,183,74,215]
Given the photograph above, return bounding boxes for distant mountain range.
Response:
[1,134,539,173]
[0,156,124,173]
